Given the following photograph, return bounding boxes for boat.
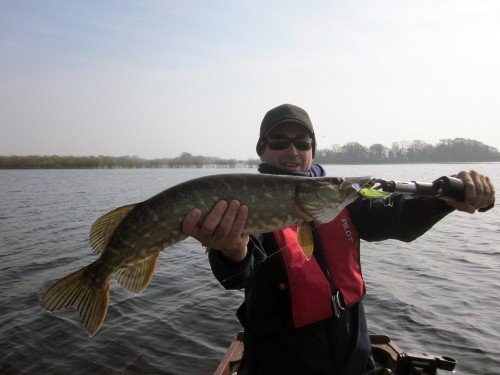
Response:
[213,332,456,375]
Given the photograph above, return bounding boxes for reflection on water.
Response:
[0,164,498,374]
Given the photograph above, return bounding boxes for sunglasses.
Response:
[267,136,313,151]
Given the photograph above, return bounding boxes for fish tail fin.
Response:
[41,267,109,336]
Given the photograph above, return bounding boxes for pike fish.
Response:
[41,174,373,336]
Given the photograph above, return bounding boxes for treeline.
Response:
[0,153,261,169]
[1,138,499,169]
[315,138,500,164]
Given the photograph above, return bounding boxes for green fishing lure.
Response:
[359,188,391,199]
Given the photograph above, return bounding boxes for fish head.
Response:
[295,176,373,223]
[340,176,374,194]
[318,176,373,203]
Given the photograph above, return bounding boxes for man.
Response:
[182,104,495,374]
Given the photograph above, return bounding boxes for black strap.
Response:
[309,222,346,318]
[309,222,336,295]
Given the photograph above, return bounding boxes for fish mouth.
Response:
[351,183,362,192]
[341,176,374,191]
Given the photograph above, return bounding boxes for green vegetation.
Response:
[1,139,499,169]
[0,152,260,169]
[315,138,500,164]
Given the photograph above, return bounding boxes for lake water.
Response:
[0,163,499,374]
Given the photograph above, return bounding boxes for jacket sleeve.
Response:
[347,195,455,242]
[208,234,267,290]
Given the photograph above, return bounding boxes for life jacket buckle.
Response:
[332,290,346,318]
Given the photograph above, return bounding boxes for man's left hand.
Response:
[447,170,495,213]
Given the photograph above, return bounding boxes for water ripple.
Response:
[1,166,499,374]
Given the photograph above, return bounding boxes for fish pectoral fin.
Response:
[297,222,314,260]
[89,203,137,254]
[40,267,109,337]
[114,253,159,294]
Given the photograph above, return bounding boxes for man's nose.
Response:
[285,142,299,154]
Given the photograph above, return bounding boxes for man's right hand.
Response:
[182,200,250,263]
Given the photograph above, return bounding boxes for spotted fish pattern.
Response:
[41,173,373,336]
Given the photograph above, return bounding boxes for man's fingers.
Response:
[451,201,476,214]
[450,170,495,213]
[182,200,250,253]
[456,170,475,206]
[469,171,484,207]
[227,204,248,242]
[216,203,249,249]
[182,208,202,235]
[200,200,228,238]
[481,175,494,208]
[212,200,241,243]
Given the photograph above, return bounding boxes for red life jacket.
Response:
[273,209,366,328]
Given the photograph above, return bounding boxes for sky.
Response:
[1,0,499,160]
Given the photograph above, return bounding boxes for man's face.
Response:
[259,123,313,173]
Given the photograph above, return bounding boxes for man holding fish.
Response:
[182,104,495,374]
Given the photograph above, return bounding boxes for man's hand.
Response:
[447,170,495,213]
[182,200,250,262]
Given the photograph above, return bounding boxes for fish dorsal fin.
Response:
[297,222,314,260]
[89,204,137,254]
[114,252,159,294]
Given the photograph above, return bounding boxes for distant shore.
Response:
[2,138,499,169]
[0,154,260,170]
[1,156,499,170]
